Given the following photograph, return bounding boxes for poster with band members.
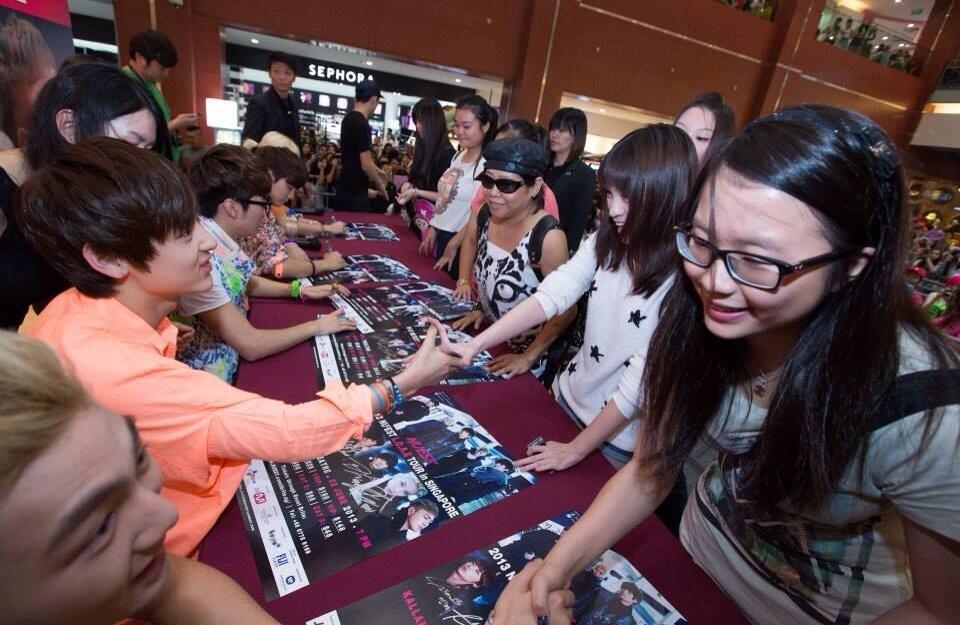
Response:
[306,511,688,625]
[312,321,500,388]
[343,222,400,241]
[330,281,476,333]
[236,392,536,600]
[312,254,418,285]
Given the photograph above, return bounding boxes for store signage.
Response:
[307,63,373,85]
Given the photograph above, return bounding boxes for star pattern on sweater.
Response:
[628,309,647,327]
[590,345,604,363]
[567,360,577,374]
[587,280,598,298]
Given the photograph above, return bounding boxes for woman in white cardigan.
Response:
[446,124,697,470]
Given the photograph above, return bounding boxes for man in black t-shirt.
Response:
[241,52,300,149]
[336,80,387,212]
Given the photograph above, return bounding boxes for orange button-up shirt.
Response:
[28,289,372,556]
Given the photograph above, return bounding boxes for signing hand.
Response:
[516,440,586,473]
[486,352,535,379]
[489,559,573,625]
[418,227,437,256]
[322,251,346,270]
[324,220,347,236]
[451,309,485,332]
[314,309,357,335]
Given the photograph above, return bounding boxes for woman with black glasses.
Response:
[489,105,960,625]
[450,137,571,381]
[446,125,697,471]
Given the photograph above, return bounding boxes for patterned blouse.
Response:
[240,209,288,278]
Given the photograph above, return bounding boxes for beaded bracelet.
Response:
[289,279,302,299]
[387,377,403,407]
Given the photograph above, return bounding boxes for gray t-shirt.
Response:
[680,332,960,624]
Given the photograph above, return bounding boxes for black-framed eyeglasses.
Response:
[476,173,527,194]
[234,197,272,213]
[674,224,848,290]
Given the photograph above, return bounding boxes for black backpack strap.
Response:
[529,214,562,281]
[874,369,960,430]
[477,204,491,237]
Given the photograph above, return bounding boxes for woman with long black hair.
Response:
[396,97,455,216]
[544,107,595,255]
[489,105,960,625]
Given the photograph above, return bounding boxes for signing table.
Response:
[198,212,747,624]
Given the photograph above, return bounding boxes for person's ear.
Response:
[55,109,77,143]
[848,246,875,281]
[82,243,129,280]
[530,177,544,198]
[221,198,241,220]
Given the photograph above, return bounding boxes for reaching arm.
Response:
[528,452,672,616]
[139,555,279,625]
[517,399,629,472]
[360,151,387,197]
[198,301,335,362]
[455,209,480,299]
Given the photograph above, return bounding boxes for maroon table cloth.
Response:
[198,213,746,625]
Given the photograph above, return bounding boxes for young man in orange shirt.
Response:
[17,138,457,556]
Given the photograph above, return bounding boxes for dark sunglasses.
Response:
[476,174,528,194]
[234,197,273,211]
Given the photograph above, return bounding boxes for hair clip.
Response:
[859,125,900,179]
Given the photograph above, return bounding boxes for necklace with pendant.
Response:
[754,369,768,397]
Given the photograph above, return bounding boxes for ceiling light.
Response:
[907,23,915,27]
[250,38,259,44]
[599,108,606,113]
[364,60,373,66]
[882,35,889,40]
[895,0,901,3]
[455,78,462,83]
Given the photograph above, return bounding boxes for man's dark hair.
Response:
[15,137,197,297]
[268,51,297,74]
[409,498,439,516]
[372,452,400,470]
[254,146,307,188]
[619,581,640,601]
[190,144,272,218]
[26,62,171,169]
[128,30,178,68]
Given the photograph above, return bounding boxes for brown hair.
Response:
[0,14,55,143]
[674,91,736,165]
[595,123,698,295]
[0,331,91,492]
[15,137,197,297]
[255,145,307,189]
[190,143,272,218]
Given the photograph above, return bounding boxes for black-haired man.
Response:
[241,51,300,148]
[123,30,198,163]
[336,79,388,211]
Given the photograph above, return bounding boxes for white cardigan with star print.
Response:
[532,233,673,455]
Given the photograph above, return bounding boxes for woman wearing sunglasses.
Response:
[491,105,960,625]
[449,137,571,381]
[446,125,697,472]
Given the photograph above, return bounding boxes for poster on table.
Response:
[307,511,688,625]
[313,321,500,387]
[312,254,418,285]
[331,282,475,333]
[342,222,400,241]
[236,392,537,600]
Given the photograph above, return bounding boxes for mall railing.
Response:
[815,5,930,76]
[712,0,777,21]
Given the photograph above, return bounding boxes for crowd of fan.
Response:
[817,16,919,74]
[908,218,960,338]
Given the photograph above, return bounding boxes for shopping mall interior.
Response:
[2,1,960,624]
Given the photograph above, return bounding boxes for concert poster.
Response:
[343,222,400,241]
[312,254,419,285]
[330,282,476,333]
[307,511,688,625]
[312,322,500,388]
[236,393,537,600]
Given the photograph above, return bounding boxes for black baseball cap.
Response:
[356,79,381,101]
[482,137,546,178]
